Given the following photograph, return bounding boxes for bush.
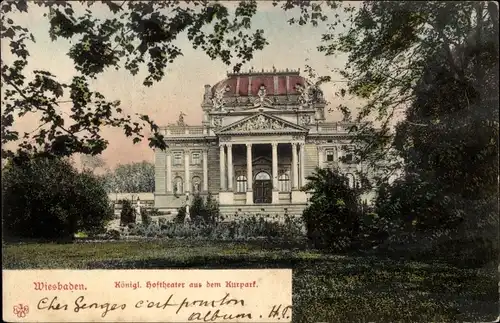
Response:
[130,213,306,242]
[120,199,136,226]
[140,207,159,226]
[2,156,113,241]
[175,206,187,223]
[189,192,220,225]
[301,168,363,252]
[105,229,121,240]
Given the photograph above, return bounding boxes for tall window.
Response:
[236,175,247,192]
[326,149,335,162]
[173,176,183,194]
[173,152,183,166]
[191,151,201,165]
[278,173,290,192]
[344,146,355,163]
[192,176,201,193]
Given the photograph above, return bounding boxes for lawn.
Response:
[3,239,498,322]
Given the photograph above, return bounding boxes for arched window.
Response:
[173,177,183,194]
[255,172,271,181]
[236,175,247,192]
[278,173,290,192]
[192,176,201,193]
[345,173,355,189]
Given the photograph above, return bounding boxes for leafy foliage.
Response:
[301,167,364,251]
[307,1,499,179]
[175,205,187,224]
[2,156,113,241]
[119,199,136,226]
[1,0,270,159]
[375,28,498,235]
[101,161,154,193]
[371,11,498,265]
[185,192,220,225]
[140,208,152,226]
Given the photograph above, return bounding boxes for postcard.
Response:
[2,1,499,323]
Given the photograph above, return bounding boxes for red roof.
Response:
[212,70,307,97]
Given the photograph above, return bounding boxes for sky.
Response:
[2,1,362,170]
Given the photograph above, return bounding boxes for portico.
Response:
[218,140,307,205]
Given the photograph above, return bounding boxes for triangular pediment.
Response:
[253,156,271,165]
[216,112,308,134]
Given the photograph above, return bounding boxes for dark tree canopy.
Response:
[2,156,113,240]
[314,1,499,181]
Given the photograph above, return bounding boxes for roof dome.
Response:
[211,68,309,97]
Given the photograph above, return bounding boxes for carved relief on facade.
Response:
[291,134,305,141]
[251,85,274,108]
[300,114,312,126]
[296,81,314,109]
[229,115,287,132]
[212,116,223,129]
[257,85,267,102]
[211,85,227,111]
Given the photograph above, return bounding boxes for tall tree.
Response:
[2,156,113,240]
[386,30,498,233]
[103,161,154,193]
[313,1,499,180]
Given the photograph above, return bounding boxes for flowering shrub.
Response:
[129,213,306,242]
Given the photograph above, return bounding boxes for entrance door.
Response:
[254,172,272,203]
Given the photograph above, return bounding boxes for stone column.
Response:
[299,143,305,187]
[318,147,324,168]
[246,143,253,204]
[291,143,298,189]
[219,144,226,191]
[271,142,279,203]
[202,149,208,192]
[272,142,278,189]
[227,144,233,191]
[166,151,172,192]
[184,149,190,193]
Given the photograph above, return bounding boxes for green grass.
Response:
[3,240,498,322]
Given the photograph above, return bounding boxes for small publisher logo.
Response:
[13,304,29,318]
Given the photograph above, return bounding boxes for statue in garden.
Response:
[184,193,191,222]
[135,197,142,221]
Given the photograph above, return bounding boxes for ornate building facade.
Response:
[154,69,369,217]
